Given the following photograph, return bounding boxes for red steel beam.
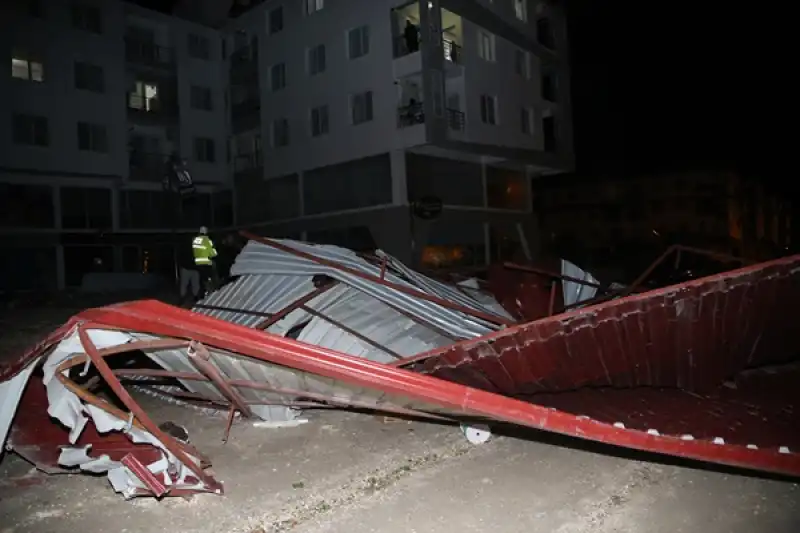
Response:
[240,231,514,326]
[187,341,254,418]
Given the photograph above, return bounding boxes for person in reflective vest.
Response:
[192,226,218,295]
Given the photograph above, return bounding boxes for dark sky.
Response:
[566,0,763,176]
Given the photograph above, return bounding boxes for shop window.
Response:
[0,183,54,228]
[60,187,112,229]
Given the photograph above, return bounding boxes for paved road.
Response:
[1,407,798,533]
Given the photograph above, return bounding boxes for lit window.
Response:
[306,0,324,15]
[513,0,527,21]
[11,56,44,82]
[128,81,159,111]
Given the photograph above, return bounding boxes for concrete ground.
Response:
[1,301,799,533]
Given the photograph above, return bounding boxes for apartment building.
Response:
[227,0,573,268]
[0,0,232,291]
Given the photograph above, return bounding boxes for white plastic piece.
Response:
[779,446,790,454]
[713,437,725,445]
[461,423,492,445]
[747,444,758,450]
[613,422,625,429]
[681,434,694,441]
[577,415,590,420]
[647,429,659,436]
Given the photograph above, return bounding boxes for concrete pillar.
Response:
[390,149,407,206]
[297,171,305,216]
[480,160,488,207]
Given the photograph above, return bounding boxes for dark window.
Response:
[269,6,283,34]
[406,152,483,207]
[351,91,373,124]
[308,44,326,75]
[77,122,108,152]
[60,187,112,229]
[348,25,370,59]
[12,114,49,146]
[74,61,104,92]
[190,85,213,111]
[541,71,557,102]
[188,33,210,60]
[180,193,212,228]
[520,107,533,135]
[272,118,289,147]
[304,154,391,215]
[270,63,286,91]
[480,94,497,125]
[543,115,557,152]
[0,183,54,228]
[311,105,329,137]
[119,190,170,229]
[536,17,554,49]
[71,3,102,34]
[193,137,215,162]
[486,167,528,210]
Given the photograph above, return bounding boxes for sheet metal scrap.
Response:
[1,240,798,501]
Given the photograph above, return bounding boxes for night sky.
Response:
[144,0,768,181]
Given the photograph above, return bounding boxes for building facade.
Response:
[0,0,232,291]
[226,0,573,268]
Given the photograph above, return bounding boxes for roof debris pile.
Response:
[1,235,799,500]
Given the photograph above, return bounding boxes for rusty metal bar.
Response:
[76,326,222,493]
[379,256,388,280]
[254,281,337,330]
[504,262,602,289]
[299,304,403,359]
[547,282,557,317]
[187,341,254,418]
[240,231,514,326]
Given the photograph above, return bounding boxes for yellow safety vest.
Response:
[192,235,217,266]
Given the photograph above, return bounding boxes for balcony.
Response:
[125,38,175,69]
[128,151,167,182]
[231,97,261,134]
[230,44,259,82]
[397,102,465,132]
[234,152,263,178]
[127,94,179,123]
[393,36,462,64]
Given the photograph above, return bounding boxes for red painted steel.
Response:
[3,254,799,483]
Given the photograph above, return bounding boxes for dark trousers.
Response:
[196,263,218,295]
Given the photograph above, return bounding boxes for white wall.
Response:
[0,1,128,177]
[227,0,406,179]
[0,1,230,186]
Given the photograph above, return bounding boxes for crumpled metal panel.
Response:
[561,259,599,306]
[230,240,510,338]
[398,254,800,468]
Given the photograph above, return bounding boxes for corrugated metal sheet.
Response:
[222,239,510,339]
[561,259,600,306]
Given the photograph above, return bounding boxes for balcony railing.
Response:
[231,98,261,121]
[125,38,174,68]
[446,108,465,131]
[234,152,263,175]
[127,95,179,120]
[397,103,465,132]
[392,36,462,64]
[128,151,168,182]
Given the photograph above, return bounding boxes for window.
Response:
[0,183,54,228]
[12,114,49,146]
[308,44,326,75]
[513,0,527,21]
[194,138,216,162]
[268,6,283,34]
[348,25,370,59]
[188,33,210,60]
[541,71,557,102]
[514,49,529,78]
[543,115,557,152]
[520,107,533,135]
[306,0,324,15]
[71,3,102,34]
[272,118,289,147]
[311,105,329,137]
[480,95,497,125]
[190,85,213,111]
[270,62,286,91]
[74,61,104,92]
[128,81,159,111]
[351,91,373,125]
[478,30,495,62]
[537,18,555,49]
[60,187,112,229]
[11,54,44,82]
[77,122,108,153]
